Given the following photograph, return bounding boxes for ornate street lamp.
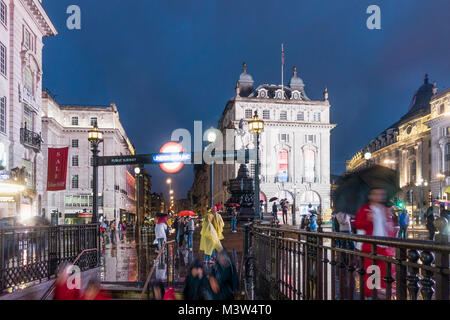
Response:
[88,122,103,223]
[205,127,217,209]
[248,111,264,220]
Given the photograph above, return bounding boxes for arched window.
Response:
[304,149,316,183]
[277,149,288,182]
[409,159,416,184]
[445,144,450,172]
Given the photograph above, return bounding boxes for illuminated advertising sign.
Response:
[152,153,191,163]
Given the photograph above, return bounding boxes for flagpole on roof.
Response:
[281,43,284,100]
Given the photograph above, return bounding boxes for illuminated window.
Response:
[439,104,445,114]
[23,67,32,96]
[277,149,288,182]
[304,149,316,183]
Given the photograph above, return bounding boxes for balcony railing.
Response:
[20,128,42,151]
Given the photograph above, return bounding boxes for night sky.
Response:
[41,0,450,201]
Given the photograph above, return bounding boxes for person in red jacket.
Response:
[355,188,396,298]
[81,279,111,300]
[54,264,81,300]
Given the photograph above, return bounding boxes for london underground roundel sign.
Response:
[159,142,184,173]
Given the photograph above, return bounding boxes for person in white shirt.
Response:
[155,222,167,251]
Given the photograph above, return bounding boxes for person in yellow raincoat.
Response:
[200,209,222,263]
[212,206,224,240]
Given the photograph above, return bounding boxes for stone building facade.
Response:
[426,88,450,200]
[41,92,136,224]
[201,63,335,222]
[0,0,56,222]
[346,75,445,212]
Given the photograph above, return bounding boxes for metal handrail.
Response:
[140,240,176,299]
[254,225,450,252]
[40,248,98,300]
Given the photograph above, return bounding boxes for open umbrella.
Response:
[269,197,278,202]
[333,165,399,216]
[178,211,197,217]
[228,203,240,207]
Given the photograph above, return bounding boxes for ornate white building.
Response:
[426,88,450,199]
[0,0,57,222]
[41,92,137,224]
[212,63,335,221]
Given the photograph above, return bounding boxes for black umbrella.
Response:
[333,165,399,216]
[269,197,278,202]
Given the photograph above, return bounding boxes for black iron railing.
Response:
[20,128,42,151]
[0,224,100,293]
[244,221,450,300]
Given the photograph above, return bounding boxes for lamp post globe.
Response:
[248,111,264,220]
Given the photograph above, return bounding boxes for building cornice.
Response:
[233,96,330,107]
[231,119,336,130]
[20,0,58,36]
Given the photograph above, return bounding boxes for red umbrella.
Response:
[216,204,223,211]
[178,211,197,217]
[228,203,240,207]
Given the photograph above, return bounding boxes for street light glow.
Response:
[166,178,172,184]
[134,167,141,175]
[364,152,372,160]
[206,128,217,143]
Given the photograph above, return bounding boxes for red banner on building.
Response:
[47,147,69,191]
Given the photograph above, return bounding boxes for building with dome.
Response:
[346,74,445,214]
[197,62,335,222]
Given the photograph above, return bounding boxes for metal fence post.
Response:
[434,217,449,300]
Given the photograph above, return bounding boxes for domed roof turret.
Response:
[406,74,434,114]
[237,62,254,97]
[289,66,304,89]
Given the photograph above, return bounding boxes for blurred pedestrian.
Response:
[272,201,278,223]
[155,219,167,252]
[355,188,396,298]
[281,200,288,224]
[425,206,436,240]
[54,263,81,300]
[209,249,239,300]
[187,217,195,251]
[81,279,110,300]
[110,220,116,245]
[163,286,176,300]
[151,281,166,300]
[336,212,354,249]
[230,207,238,233]
[183,259,213,300]
[398,209,409,239]
[309,212,318,231]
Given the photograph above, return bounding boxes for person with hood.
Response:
[212,206,224,241]
[200,210,223,263]
[309,211,318,231]
[183,259,214,300]
[355,188,396,298]
[209,248,239,300]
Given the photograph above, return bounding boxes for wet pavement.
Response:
[99,221,245,287]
